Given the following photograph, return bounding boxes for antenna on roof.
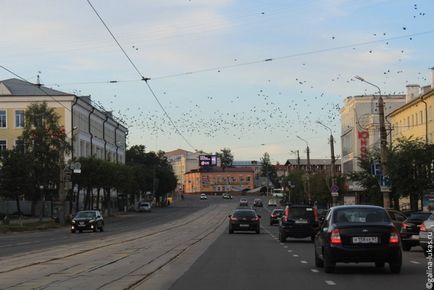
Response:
[36,74,41,87]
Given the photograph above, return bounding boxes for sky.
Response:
[1,0,434,163]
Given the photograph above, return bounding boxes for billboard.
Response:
[199,155,218,167]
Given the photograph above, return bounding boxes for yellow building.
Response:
[0,78,127,163]
[389,82,434,144]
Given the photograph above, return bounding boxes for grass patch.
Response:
[0,221,63,233]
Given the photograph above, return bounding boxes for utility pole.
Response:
[296,135,311,203]
[316,121,337,206]
[355,76,390,208]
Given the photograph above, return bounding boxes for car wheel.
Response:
[71,230,76,233]
[315,249,324,268]
[279,230,286,243]
[270,221,273,226]
[310,235,315,242]
[229,226,233,234]
[424,248,429,257]
[389,252,402,274]
[324,253,335,273]
[79,230,82,233]
[256,228,260,234]
[402,242,411,251]
[100,225,104,232]
[375,262,385,268]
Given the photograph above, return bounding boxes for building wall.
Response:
[184,170,255,194]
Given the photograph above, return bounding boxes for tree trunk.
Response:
[15,195,22,221]
[410,192,419,211]
[96,188,101,211]
[392,192,400,210]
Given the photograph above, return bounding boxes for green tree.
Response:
[260,152,279,188]
[0,149,35,216]
[21,102,70,215]
[216,148,233,167]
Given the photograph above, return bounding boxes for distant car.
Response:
[386,209,407,232]
[200,193,207,200]
[267,199,277,207]
[228,208,261,234]
[279,204,319,242]
[222,193,232,199]
[270,208,284,226]
[71,210,104,233]
[400,211,431,251]
[239,198,248,206]
[253,199,263,207]
[138,201,151,212]
[419,214,434,256]
[314,205,402,274]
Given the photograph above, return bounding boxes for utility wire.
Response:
[86,0,197,152]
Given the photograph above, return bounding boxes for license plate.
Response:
[240,224,249,227]
[410,235,420,240]
[295,220,308,224]
[352,236,378,244]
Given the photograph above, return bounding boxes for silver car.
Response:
[420,214,434,256]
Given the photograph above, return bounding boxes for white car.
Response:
[138,201,151,212]
[267,199,277,207]
[200,193,207,200]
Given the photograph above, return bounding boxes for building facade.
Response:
[0,78,127,163]
[184,167,255,194]
[165,149,202,193]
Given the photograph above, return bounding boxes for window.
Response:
[420,111,424,124]
[415,113,418,126]
[0,140,6,152]
[0,110,6,128]
[407,116,410,128]
[15,110,24,128]
[430,106,433,121]
[412,115,414,127]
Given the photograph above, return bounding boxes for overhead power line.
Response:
[86,0,197,152]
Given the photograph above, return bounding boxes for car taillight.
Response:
[420,224,427,232]
[252,217,259,221]
[271,214,277,218]
[389,228,400,244]
[401,223,408,230]
[230,217,238,221]
[330,229,342,245]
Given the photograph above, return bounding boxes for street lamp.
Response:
[354,75,390,208]
[316,121,337,205]
[296,135,311,204]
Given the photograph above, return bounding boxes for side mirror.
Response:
[228,215,232,218]
[257,215,261,218]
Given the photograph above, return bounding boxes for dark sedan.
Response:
[400,211,431,251]
[314,205,402,274]
[71,210,104,233]
[229,209,261,234]
[270,208,284,225]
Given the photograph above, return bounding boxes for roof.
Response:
[232,160,261,166]
[186,166,254,174]
[388,87,434,117]
[284,159,341,166]
[0,78,72,96]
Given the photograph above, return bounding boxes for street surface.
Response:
[0,195,429,290]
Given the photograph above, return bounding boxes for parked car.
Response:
[253,198,263,207]
[267,199,277,207]
[200,193,207,200]
[138,201,151,212]
[419,213,434,256]
[314,205,402,274]
[239,198,248,206]
[222,193,232,199]
[228,208,261,234]
[270,208,284,226]
[71,210,104,233]
[386,209,407,232]
[400,211,431,251]
[279,204,318,242]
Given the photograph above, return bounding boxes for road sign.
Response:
[372,161,382,176]
[331,184,339,192]
[331,191,339,197]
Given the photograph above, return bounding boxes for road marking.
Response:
[284,246,288,248]
[325,280,336,286]
[293,254,299,257]
[287,250,292,253]
[300,260,308,264]
[280,243,284,246]
[410,261,421,264]
[311,269,319,273]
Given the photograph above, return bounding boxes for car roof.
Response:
[233,208,256,213]
[331,205,385,210]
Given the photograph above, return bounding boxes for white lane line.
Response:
[410,261,421,264]
[293,254,299,257]
[311,269,319,273]
[280,243,284,246]
[15,241,39,246]
[300,260,308,264]
[284,246,288,248]
[325,280,336,286]
[287,250,292,253]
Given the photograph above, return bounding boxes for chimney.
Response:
[431,67,434,89]
[406,84,420,103]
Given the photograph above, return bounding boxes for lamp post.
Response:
[296,135,311,203]
[316,121,337,205]
[354,75,390,208]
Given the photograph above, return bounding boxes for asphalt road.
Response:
[0,194,214,258]
[171,198,429,290]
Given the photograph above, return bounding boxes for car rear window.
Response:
[233,210,256,218]
[76,211,96,218]
[287,207,314,219]
[409,213,431,220]
[273,209,283,214]
[333,208,390,223]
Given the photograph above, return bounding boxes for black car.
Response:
[253,199,263,207]
[229,208,261,234]
[71,210,104,233]
[279,204,319,242]
[270,208,284,226]
[314,205,402,274]
[386,209,407,232]
[400,211,431,251]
